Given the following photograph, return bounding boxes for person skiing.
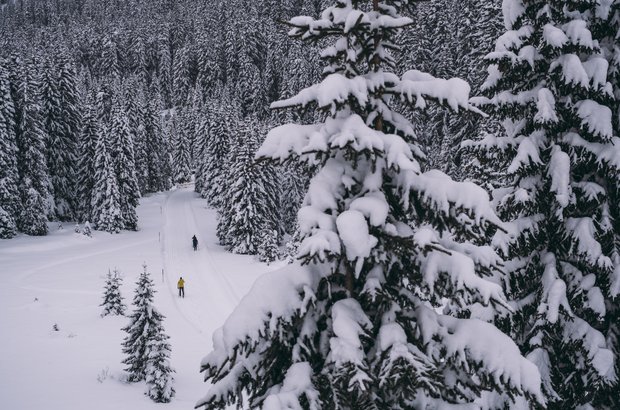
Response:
[177,277,185,298]
[192,235,198,251]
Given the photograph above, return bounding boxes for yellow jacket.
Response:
[177,278,185,288]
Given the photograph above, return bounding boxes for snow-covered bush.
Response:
[196,2,544,409]
[82,221,92,237]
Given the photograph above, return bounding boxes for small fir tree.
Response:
[101,269,126,317]
[122,264,165,382]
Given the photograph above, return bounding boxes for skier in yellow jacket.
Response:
[177,277,185,298]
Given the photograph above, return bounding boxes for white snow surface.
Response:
[0,186,278,409]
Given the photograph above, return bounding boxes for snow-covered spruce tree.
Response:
[200,99,235,207]
[143,93,170,193]
[41,55,80,222]
[144,325,175,403]
[172,111,192,184]
[76,95,98,223]
[172,45,191,109]
[122,264,160,381]
[193,106,211,196]
[110,94,140,231]
[122,264,175,397]
[0,58,20,238]
[216,121,273,253]
[471,1,619,407]
[595,3,620,407]
[124,81,149,195]
[91,125,123,233]
[16,60,51,236]
[197,2,544,409]
[101,269,126,317]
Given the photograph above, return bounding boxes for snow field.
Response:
[0,186,279,409]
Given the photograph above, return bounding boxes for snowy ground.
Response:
[0,186,280,409]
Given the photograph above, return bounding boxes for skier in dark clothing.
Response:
[192,235,198,251]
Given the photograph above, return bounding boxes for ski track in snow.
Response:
[160,185,240,336]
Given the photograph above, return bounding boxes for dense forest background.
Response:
[0,0,500,249]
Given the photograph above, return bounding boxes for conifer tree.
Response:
[172,45,190,108]
[216,124,263,252]
[122,264,169,384]
[110,94,140,230]
[125,84,149,195]
[40,58,63,219]
[595,3,620,407]
[16,60,51,236]
[0,58,20,238]
[197,2,544,409]
[472,1,619,407]
[101,269,126,317]
[200,100,234,207]
[100,35,120,79]
[193,109,211,196]
[143,92,170,193]
[76,96,98,223]
[41,55,80,221]
[91,126,123,233]
[172,112,192,184]
[54,56,81,218]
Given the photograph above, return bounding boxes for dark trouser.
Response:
[193,243,197,251]
[178,287,184,297]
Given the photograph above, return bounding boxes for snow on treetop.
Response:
[562,133,620,170]
[421,247,508,307]
[414,305,545,403]
[543,24,568,48]
[271,70,477,115]
[262,362,320,410]
[502,0,525,30]
[328,298,372,366]
[565,217,613,269]
[289,2,413,33]
[583,57,610,90]
[563,316,616,381]
[548,146,571,209]
[257,115,421,173]
[494,26,533,53]
[563,19,594,48]
[399,70,475,112]
[336,210,378,276]
[408,169,504,228]
[208,264,321,354]
[575,100,613,140]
